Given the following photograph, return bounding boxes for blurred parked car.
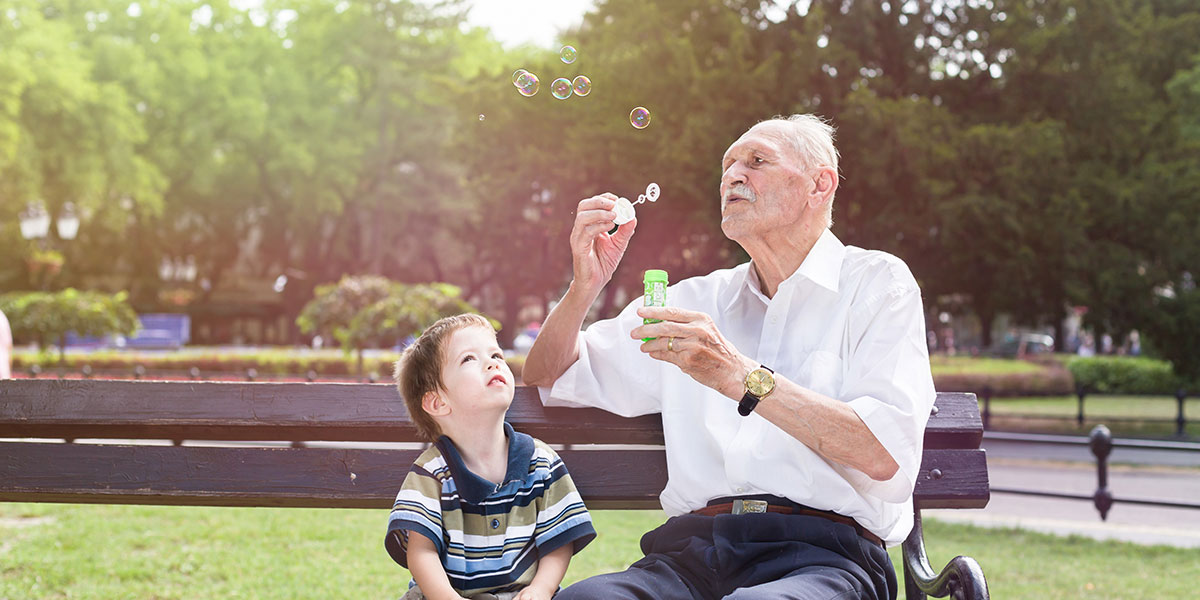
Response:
[994,333,1055,358]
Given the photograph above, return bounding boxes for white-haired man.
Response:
[524,114,934,599]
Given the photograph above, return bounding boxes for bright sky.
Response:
[464,0,595,48]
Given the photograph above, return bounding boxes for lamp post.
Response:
[19,201,79,289]
[158,255,198,308]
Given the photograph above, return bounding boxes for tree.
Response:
[0,289,139,362]
[296,275,483,374]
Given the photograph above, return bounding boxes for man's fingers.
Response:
[637,305,701,323]
[576,221,617,243]
[577,195,618,212]
[575,207,617,228]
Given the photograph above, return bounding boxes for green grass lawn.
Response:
[929,355,1047,376]
[3,504,1199,599]
[982,395,1200,438]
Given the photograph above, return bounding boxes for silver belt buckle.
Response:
[732,499,768,515]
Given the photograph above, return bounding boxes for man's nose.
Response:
[721,165,746,190]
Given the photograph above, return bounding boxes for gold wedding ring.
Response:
[667,337,674,352]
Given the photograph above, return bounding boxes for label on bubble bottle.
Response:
[642,269,668,342]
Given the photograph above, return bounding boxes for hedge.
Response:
[11,349,527,381]
[1066,356,1192,395]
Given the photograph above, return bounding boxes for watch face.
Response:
[746,368,775,397]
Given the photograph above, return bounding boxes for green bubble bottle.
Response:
[642,269,668,342]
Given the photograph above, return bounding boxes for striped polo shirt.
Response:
[385,422,596,596]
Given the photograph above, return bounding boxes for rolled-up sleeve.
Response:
[538,297,663,418]
[842,284,936,503]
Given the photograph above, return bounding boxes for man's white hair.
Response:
[751,114,840,227]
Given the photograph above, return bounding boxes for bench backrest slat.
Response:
[0,381,980,448]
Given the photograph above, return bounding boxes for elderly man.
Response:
[523,114,934,600]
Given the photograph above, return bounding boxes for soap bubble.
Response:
[551,77,573,100]
[630,106,651,129]
[515,72,540,97]
[572,75,591,97]
[560,45,578,64]
[511,68,529,86]
[478,114,485,121]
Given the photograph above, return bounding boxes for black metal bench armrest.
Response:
[901,512,990,600]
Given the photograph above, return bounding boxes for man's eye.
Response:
[752,156,765,165]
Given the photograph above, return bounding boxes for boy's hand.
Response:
[513,585,555,600]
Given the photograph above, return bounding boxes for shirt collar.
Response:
[723,229,845,311]
[793,228,845,293]
[434,422,534,504]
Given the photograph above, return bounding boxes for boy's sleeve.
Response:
[531,443,596,556]
[384,463,446,568]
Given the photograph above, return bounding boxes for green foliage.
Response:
[297,275,487,371]
[0,0,1198,370]
[1140,289,1200,385]
[0,289,138,359]
[1066,356,1187,395]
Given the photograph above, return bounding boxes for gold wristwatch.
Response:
[738,365,775,416]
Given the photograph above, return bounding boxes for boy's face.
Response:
[436,325,514,417]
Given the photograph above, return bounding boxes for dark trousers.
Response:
[558,512,895,600]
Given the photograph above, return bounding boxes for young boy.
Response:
[387,314,596,600]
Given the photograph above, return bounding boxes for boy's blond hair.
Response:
[394,313,496,441]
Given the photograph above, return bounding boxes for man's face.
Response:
[718,124,813,243]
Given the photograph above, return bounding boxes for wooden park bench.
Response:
[0,380,990,599]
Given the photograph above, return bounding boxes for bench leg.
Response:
[901,511,990,600]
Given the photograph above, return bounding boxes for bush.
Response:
[1066,356,1189,394]
[9,349,527,382]
[934,369,1075,397]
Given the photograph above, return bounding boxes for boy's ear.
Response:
[422,390,450,417]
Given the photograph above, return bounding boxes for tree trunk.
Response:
[978,310,995,350]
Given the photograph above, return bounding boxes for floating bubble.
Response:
[572,75,591,97]
[560,45,578,64]
[630,106,651,129]
[478,114,485,121]
[515,72,540,97]
[512,68,529,86]
[551,77,573,100]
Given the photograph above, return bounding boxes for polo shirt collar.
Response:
[435,422,534,504]
[723,229,845,311]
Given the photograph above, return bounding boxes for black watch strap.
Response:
[738,365,774,416]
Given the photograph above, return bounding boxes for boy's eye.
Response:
[461,355,474,363]
[492,353,504,360]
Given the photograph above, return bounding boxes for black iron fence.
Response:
[986,426,1200,519]
[980,385,1194,436]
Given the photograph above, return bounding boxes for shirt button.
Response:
[491,519,500,530]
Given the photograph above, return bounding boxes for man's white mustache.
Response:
[723,183,757,205]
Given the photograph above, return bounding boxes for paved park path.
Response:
[927,438,1200,548]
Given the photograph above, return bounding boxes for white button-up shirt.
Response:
[539,230,936,545]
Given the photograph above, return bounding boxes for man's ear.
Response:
[422,390,450,417]
[808,166,838,210]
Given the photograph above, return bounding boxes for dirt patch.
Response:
[0,516,55,529]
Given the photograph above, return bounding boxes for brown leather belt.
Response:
[692,497,884,547]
